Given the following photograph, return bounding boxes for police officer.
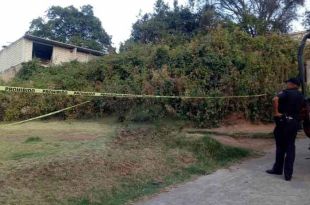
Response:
[266,77,304,181]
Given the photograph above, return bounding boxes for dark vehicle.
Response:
[297,32,310,140]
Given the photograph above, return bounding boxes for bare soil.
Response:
[210,135,274,151]
[185,120,275,152]
[210,122,274,134]
[211,112,274,134]
[185,132,274,151]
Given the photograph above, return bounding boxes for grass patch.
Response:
[169,135,250,171]
[10,152,44,160]
[0,120,116,162]
[24,136,43,143]
[0,121,251,205]
[69,134,250,205]
[186,129,273,139]
[68,174,190,205]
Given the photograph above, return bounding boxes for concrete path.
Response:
[136,138,310,205]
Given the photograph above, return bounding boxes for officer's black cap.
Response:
[285,77,301,87]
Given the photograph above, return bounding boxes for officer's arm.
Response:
[273,96,282,117]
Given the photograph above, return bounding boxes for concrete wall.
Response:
[0,64,23,82]
[0,37,100,81]
[75,50,99,62]
[23,39,33,62]
[0,37,99,70]
[0,38,33,81]
[52,47,99,65]
[0,38,25,72]
[52,46,75,64]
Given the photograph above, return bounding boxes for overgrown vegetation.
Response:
[2,27,298,126]
[0,1,298,204]
[0,1,304,126]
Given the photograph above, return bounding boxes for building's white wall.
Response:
[0,38,26,72]
[52,46,99,64]
[23,39,33,62]
[0,36,100,79]
[52,46,75,64]
[75,51,99,62]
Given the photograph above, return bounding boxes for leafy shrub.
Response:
[2,28,300,126]
[128,103,166,122]
[16,60,42,80]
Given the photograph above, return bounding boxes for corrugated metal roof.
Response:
[24,34,106,56]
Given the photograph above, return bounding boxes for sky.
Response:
[0,0,308,50]
[0,0,187,49]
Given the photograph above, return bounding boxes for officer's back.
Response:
[278,87,304,120]
[267,77,304,181]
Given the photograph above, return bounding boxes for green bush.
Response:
[2,28,299,126]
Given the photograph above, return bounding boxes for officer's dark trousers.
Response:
[273,117,298,177]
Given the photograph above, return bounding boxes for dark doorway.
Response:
[32,42,53,63]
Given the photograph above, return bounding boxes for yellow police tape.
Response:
[0,85,267,99]
[0,85,268,126]
[5,101,91,126]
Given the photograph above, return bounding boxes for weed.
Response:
[10,152,44,160]
[24,136,43,143]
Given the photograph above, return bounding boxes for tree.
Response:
[130,0,199,44]
[192,0,305,36]
[28,5,113,52]
[154,0,170,16]
[198,3,221,31]
[303,11,310,29]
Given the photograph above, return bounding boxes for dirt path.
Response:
[208,122,274,133]
[184,122,275,151]
[136,138,310,205]
[186,133,274,151]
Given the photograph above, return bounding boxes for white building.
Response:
[0,34,105,81]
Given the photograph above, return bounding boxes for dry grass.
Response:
[0,119,250,205]
[0,119,117,204]
[0,119,197,204]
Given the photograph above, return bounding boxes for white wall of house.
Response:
[23,39,33,62]
[0,36,101,81]
[52,46,75,64]
[75,50,99,62]
[52,47,99,65]
[0,38,33,73]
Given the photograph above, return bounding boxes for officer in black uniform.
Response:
[266,77,304,181]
